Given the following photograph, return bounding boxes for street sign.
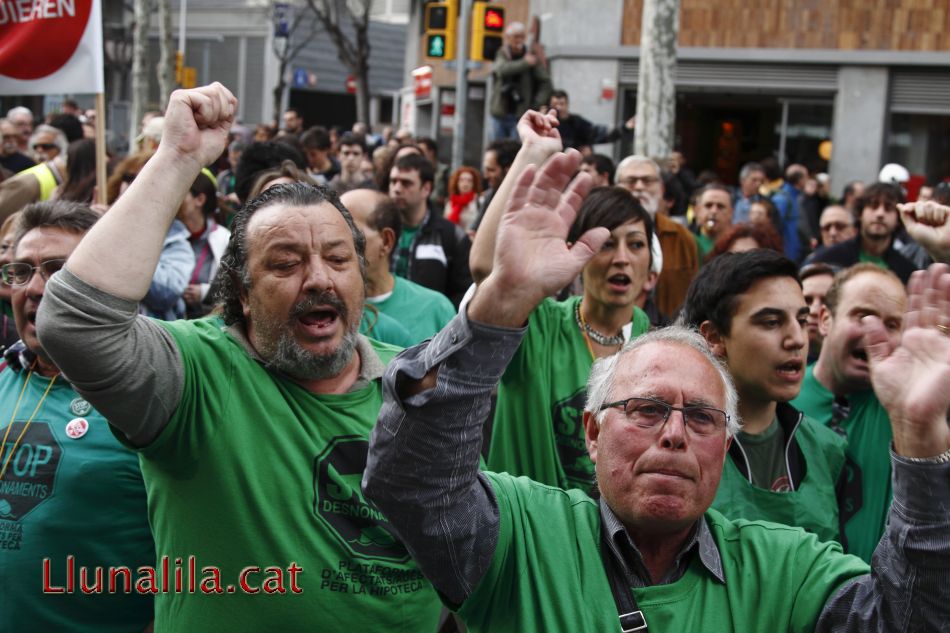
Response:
[273,3,291,38]
[345,75,357,94]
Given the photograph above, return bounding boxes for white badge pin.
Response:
[65,418,89,439]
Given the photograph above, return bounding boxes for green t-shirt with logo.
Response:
[0,363,154,632]
[134,319,442,632]
[458,472,868,632]
[791,365,893,562]
[487,296,650,493]
[367,276,456,344]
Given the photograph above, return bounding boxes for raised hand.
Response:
[900,201,950,264]
[516,109,562,159]
[159,82,237,169]
[862,263,950,458]
[468,150,606,328]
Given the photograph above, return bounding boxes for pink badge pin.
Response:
[65,418,89,439]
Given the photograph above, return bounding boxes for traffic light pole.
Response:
[451,0,472,172]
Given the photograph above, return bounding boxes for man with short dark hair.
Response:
[415,137,449,206]
[680,250,847,542]
[342,189,455,343]
[364,144,950,632]
[792,264,908,562]
[281,107,303,135]
[328,133,374,194]
[0,200,154,632]
[810,182,917,283]
[388,153,472,306]
[300,125,340,185]
[36,84,443,631]
[546,90,634,153]
[692,184,733,260]
[580,153,614,187]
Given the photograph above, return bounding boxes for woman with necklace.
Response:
[470,111,655,493]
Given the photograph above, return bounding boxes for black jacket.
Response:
[806,236,917,284]
[403,210,473,308]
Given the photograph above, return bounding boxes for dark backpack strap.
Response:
[599,521,648,632]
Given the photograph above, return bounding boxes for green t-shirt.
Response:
[367,276,456,344]
[791,365,893,562]
[858,251,887,269]
[487,296,650,492]
[736,418,787,490]
[458,472,869,632]
[695,232,715,260]
[713,415,847,544]
[394,224,420,279]
[0,364,154,632]
[133,319,442,632]
[359,306,414,347]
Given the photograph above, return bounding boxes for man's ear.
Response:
[818,305,832,337]
[699,320,727,359]
[422,181,432,199]
[380,227,396,258]
[584,411,601,463]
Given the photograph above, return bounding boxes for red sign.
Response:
[0,0,93,79]
[412,66,433,100]
[345,75,357,94]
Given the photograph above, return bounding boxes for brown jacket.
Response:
[654,213,699,317]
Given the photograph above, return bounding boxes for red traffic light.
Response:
[484,8,504,31]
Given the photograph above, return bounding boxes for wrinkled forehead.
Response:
[614,341,726,406]
[246,202,354,252]
[619,160,659,179]
[15,226,83,261]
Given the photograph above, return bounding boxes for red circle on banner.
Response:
[0,0,93,80]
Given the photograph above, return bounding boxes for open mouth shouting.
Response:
[292,293,348,339]
[607,273,632,294]
[776,357,804,383]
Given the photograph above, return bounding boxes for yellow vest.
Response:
[24,163,58,201]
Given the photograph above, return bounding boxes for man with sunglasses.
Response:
[0,200,154,631]
[364,147,950,631]
[679,250,848,544]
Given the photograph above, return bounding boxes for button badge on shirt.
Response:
[69,398,92,416]
[65,418,89,439]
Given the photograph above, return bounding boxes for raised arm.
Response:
[468,110,564,283]
[37,84,236,446]
[900,201,950,264]
[363,151,604,604]
[817,263,950,630]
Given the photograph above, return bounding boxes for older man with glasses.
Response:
[364,147,950,632]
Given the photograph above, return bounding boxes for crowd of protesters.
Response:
[0,77,949,633]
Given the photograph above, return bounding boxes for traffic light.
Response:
[470,3,504,62]
[424,1,456,61]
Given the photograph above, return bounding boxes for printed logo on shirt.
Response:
[552,387,596,491]
[0,422,63,533]
[313,435,410,564]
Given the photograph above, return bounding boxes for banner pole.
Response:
[94,92,108,207]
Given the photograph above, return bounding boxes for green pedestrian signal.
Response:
[428,34,447,58]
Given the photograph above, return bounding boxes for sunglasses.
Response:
[32,143,58,152]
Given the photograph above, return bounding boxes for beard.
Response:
[250,290,359,381]
[634,191,659,217]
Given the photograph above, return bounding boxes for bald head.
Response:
[341,188,388,226]
[341,188,399,289]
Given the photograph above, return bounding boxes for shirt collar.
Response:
[598,496,725,585]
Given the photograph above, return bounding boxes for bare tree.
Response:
[130,0,151,149]
[271,1,320,126]
[634,0,680,158]
[156,0,175,106]
[305,0,372,126]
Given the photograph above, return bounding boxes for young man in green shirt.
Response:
[680,250,848,543]
[364,138,950,632]
[37,84,442,632]
[792,263,907,562]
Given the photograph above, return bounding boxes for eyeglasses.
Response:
[618,175,660,187]
[32,143,57,152]
[1,258,67,286]
[820,221,851,233]
[600,396,728,436]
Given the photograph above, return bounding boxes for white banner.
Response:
[0,0,104,95]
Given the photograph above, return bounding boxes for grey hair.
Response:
[615,154,662,183]
[584,325,742,437]
[29,124,68,156]
[739,162,765,181]
[13,200,99,247]
[6,106,32,120]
